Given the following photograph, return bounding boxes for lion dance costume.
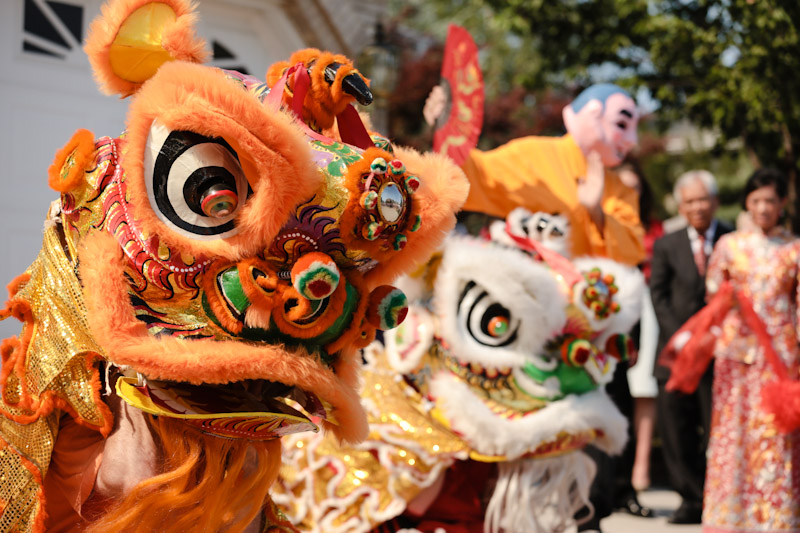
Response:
[274,208,644,532]
[0,1,467,531]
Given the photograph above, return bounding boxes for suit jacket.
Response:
[650,221,733,380]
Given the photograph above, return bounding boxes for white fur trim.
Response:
[485,452,596,533]
[430,372,628,458]
[384,305,436,374]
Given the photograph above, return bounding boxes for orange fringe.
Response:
[86,416,281,533]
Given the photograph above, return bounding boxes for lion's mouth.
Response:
[115,373,333,440]
[443,353,512,384]
[440,353,550,414]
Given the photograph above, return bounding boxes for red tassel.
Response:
[762,380,800,433]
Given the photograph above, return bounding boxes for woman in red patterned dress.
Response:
[702,168,800,532]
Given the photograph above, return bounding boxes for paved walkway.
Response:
[568,489,703,533]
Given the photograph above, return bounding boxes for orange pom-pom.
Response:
[48,129,95,193]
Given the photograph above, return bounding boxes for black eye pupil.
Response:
[183,167,237,217]
[480,303,511,336]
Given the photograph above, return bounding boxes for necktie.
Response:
[694,234,707,276]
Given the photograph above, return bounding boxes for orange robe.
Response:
[461,134,645,265]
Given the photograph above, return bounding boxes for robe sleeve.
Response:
[584,174,645,266]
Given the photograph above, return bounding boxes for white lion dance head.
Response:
[388,208,643,532]
[275,208,643,533]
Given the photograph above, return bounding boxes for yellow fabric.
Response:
[462,134,645,266]
[109,3,176,83]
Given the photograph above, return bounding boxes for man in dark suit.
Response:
[650,170,732,524]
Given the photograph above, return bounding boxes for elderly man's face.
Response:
[677,179,717,233]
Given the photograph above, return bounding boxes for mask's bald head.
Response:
[570,84,633,113]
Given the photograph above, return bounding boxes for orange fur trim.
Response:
[6,272,31,299]
[270,278,347,340]
[364,146,470,287]
[84,0,207,96]
[324,272,372,355]
[0,434,47,533]
[305,51,360,129]
[47,129,96,193]
[86,417,280,533]
[237,258,280,313]
[79,231,367,442]
[122,61,320,262]
[159,10,207,63]
[0,272,30,321]
[200,261,245,334]
[266,49,365,130]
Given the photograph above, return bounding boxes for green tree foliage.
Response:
[390,0,800,230]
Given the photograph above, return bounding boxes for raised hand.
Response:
[423,85,448,127]
[577,150,606,230]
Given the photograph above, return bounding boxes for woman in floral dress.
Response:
[702,168,800,532]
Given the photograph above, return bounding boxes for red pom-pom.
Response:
[366,285,408,331]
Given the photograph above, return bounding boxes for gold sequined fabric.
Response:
[0,215,111,532]
[273,357,469,532]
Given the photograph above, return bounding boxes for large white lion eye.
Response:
[144,120,249,240]
[458,281,520,347]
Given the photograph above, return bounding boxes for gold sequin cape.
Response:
[0,206,112,532]
[274,356,469,532]
[273,350,600,532]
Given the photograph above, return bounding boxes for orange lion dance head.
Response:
[0,1,468,530]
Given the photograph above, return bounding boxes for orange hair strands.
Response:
[86,416,280,533]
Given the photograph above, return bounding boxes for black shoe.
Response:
[617,494,653,518]
[668,503,702,524]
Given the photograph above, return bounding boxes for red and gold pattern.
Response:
[702,230,800,532]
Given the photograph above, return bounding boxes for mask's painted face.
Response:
[595,92,639,166]
[564,90,639,167]
[384,223,644,460]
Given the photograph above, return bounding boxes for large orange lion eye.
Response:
[144,119,248,239]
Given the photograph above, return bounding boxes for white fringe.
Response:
[484,452,596,533]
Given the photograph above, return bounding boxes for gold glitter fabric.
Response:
[0,214,112,532]
[273,354,470,532]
